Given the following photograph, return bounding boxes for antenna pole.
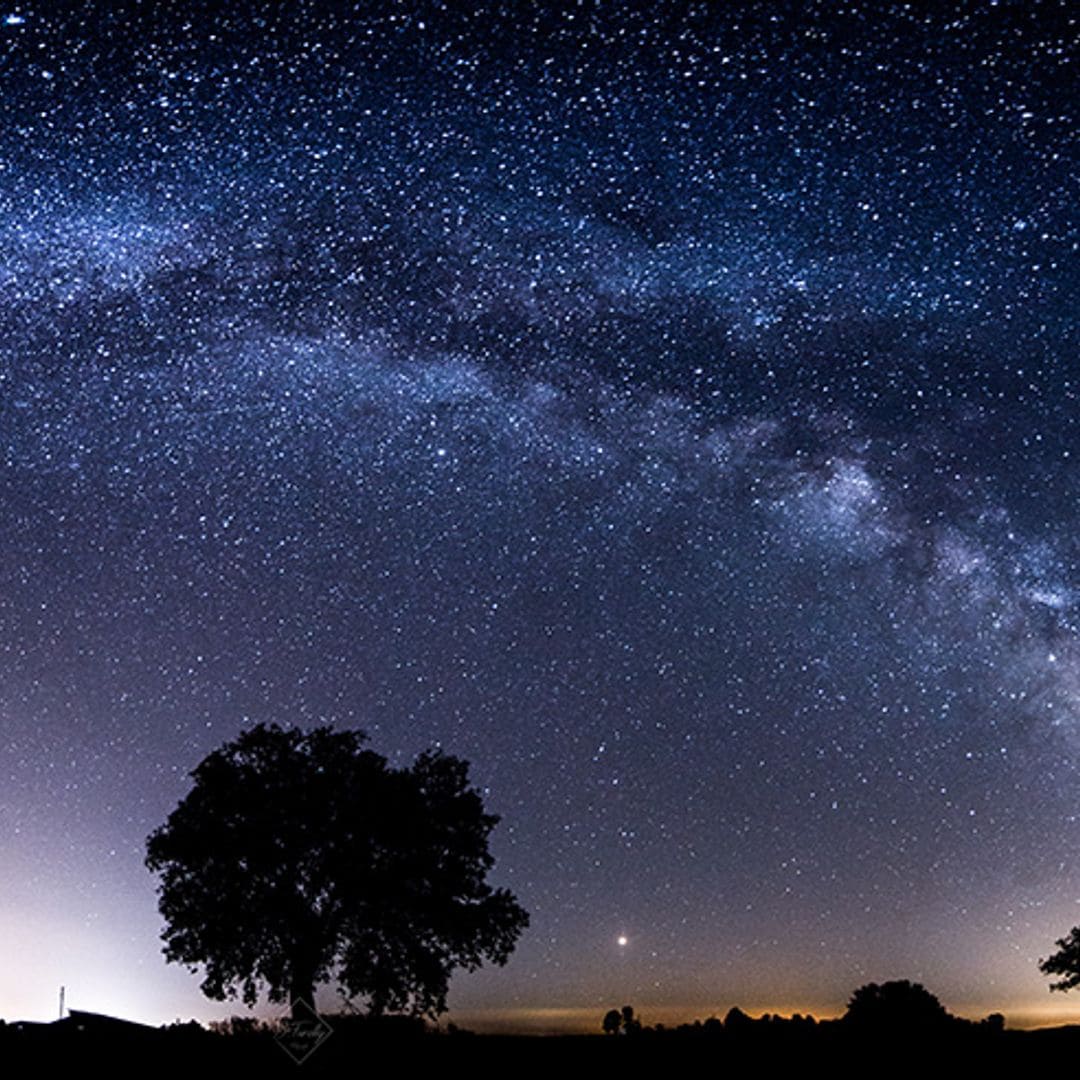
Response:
[59,985,65,1019]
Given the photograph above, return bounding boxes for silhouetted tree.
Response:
[1040,927,1080,991]
[602,1009,622,1036]
[146,722,529,1019]
[619,1005,642,1035]
[844,980,952,1032]
[724,1006,752,1032]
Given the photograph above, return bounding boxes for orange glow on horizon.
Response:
[444,1000,1080,1036]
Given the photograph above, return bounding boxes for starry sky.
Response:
[0,1,1076,1032]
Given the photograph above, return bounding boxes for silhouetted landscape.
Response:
[6,985,1080,1073]
[8,699,1080,1070]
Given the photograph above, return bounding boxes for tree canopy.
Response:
[145,722,529,1018]
[843,980,952,1031]
[1040,927,1080,992]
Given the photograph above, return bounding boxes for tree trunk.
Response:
[290,968,316,1019]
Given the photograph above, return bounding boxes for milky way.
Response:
[0,2,1076,1029]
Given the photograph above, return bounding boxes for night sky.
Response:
[0,1,1076,1032]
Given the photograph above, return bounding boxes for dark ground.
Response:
[4,1013,1080,1076]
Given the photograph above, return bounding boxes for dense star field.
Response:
[0,2,1076,1030]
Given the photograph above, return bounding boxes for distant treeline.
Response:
[600,981,1007,1041]
[1,984,1079,1073]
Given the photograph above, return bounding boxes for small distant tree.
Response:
[603,1005,643,1036]
[844,980,951,1031]
[724,1005,752,1032]
[1040,927,1080,991]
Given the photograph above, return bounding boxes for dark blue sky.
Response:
[0,1,1076,1029]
